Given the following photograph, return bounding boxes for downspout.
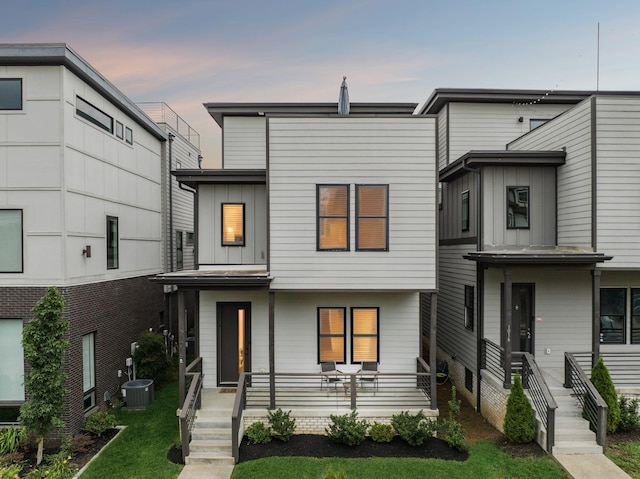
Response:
[168,133,175,342]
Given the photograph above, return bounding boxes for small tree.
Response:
[591,357,620,433]
[19,287,69,465]
[133,331,171,382]
[503,374,537,444]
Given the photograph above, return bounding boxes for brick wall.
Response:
[0,276,166,435]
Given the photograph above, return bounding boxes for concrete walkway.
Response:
[554,454,631,479]
[178,464,234,479]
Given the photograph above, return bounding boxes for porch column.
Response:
[503,269,513,389]
[178,289,187,406]
[592,269,601,367]
[269,291,275,409]
[429,292,438,410]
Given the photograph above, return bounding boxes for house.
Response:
[420,88,640,449]
[0,44,199,434]
[153,102,439,421]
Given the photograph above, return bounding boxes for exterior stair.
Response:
[541,372,603,455]
[186,407,235,466]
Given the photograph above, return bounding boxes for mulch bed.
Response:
[239,434,468,463]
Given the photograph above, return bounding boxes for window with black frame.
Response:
[600,288,626,344]
[507,186,529,229]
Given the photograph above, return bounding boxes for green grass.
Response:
[607,440,640,479]
[231,441,567,479]
[80,380,183,479]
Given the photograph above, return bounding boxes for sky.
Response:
[2,0,640,167]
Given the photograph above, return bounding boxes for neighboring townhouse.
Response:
[420,88,640,451]
[153,102,439,404]
[0,44,199,434]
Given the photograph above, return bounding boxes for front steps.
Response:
[186,403,235,466]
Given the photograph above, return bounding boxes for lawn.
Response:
[80,379,183,479]
[231,441,567,479]
[607,438,640,479]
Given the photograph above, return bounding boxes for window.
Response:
[530,119,549,130]
[125,127,133,144]
[222,203,245,246]
[83,333,96,411]
[461,190,469,232]
[0,79,22,110]
[176,231,183,270]
[464,285,474,330]
[116,121,124,139]
[318,308,346,363]
[438,182,443,210]
[0,210,23,273]
[351,308,379,363]
[0,319,25,403]
[632,289,640,344]
[356,185,388,251]
[106,216,119,269]
[507,186,530,229]
[600,288,626,344]
[186,231,194,246]
[317,185,349,251]
[76,96,113,133]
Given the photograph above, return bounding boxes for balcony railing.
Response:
[137,102,200,149]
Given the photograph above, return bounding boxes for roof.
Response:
[172,169,266,188]
[0,43,166,141]
[150,269,272,289]
[439,150,566,182]
[463,248,612,267]
[204,102,419,128]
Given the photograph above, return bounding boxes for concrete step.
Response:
[193,418,232,429]
[555,416,592,428]
[191,427,232,441]
[185,451,235,466]
[555,428,597,442]
[189,439,232,453]
[552,441,603,455]
[555,408,587,418]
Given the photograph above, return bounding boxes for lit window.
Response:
[83,333,96,411]
[125,127,133,144]
[222,203,245,246]
[176,231,183,270]
[0,79,22,110]
[352,308,379,363]
[76,96,113,133]
[0,210,23,273]
[317,185,349,251]
[461,191,469,232]
[107,216,119,269]
[116,121,124,139]
[356,185,388,251]
[600,288,625,344]
[465,285,474,330]
[318,308,346,363]
[507,186,529,229]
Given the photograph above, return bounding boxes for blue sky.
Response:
[2,1,640,166]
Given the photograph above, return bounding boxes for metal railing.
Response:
[520,352,558,452]
[137,102,201,149]
[481,338,523,385]
[570,351,640,388]
[564,352,608,450]
[231,373,248,464]
[179,357,203,462]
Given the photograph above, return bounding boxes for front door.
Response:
[502,284,535,354]
[217,302,251,386]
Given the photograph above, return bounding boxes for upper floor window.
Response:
[351,308,379,363]
[125,127,133,145]
[0,210,23,273]
[461,190,469,232]
[530,119,549,130]
[507,186,529,229]
[317,185,349,251]
[222,203,245,246]
[106,216,119,269]
[0,79,22,110]
[77,96,113,133]
[356,185,388,251]
[318,307,346,363]
[116,121,124,139]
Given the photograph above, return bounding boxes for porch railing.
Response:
[231,372,248,464]
[570,351,640,388]
[520,352,557,452]
[179,357,203,462]
[481,338,523,383]
[564,352,607,450]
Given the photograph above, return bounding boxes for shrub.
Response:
[438,386,467,451]
[0,463,22,479]
[590,358,620,433]
[391,410,436,446]
[618,396,640,432]
[326,411,369,446]
[245,422,271,445]
[323,467,347,479]
[368,422,395,443]
[83,411,117,437]
[267,408,296,442]
[133,331,172,382]
[503,374,537,444]
[66,434,95,455]
[26,452,78,479]
[0,428,26,456]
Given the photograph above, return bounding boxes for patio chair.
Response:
[357,361,379,392]
[320,361,343,395]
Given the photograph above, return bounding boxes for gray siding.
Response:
[440,174,478,241]
[509,100,593,248]
[438,106,448,169]
[482,166,556,248]
[223,117,266,169]
[197,184,267,265]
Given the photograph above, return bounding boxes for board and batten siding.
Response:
[447,103,574,162]
[267,117,437,291]
[437,245,477,371]
[596,96,640,268]
[223,117,266,169]
[197,184,267,265]
[483,268,592,370]
[482,166,556,248]
[509,99,593,248]
[440,174,478,241]
[438,106,448,169]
